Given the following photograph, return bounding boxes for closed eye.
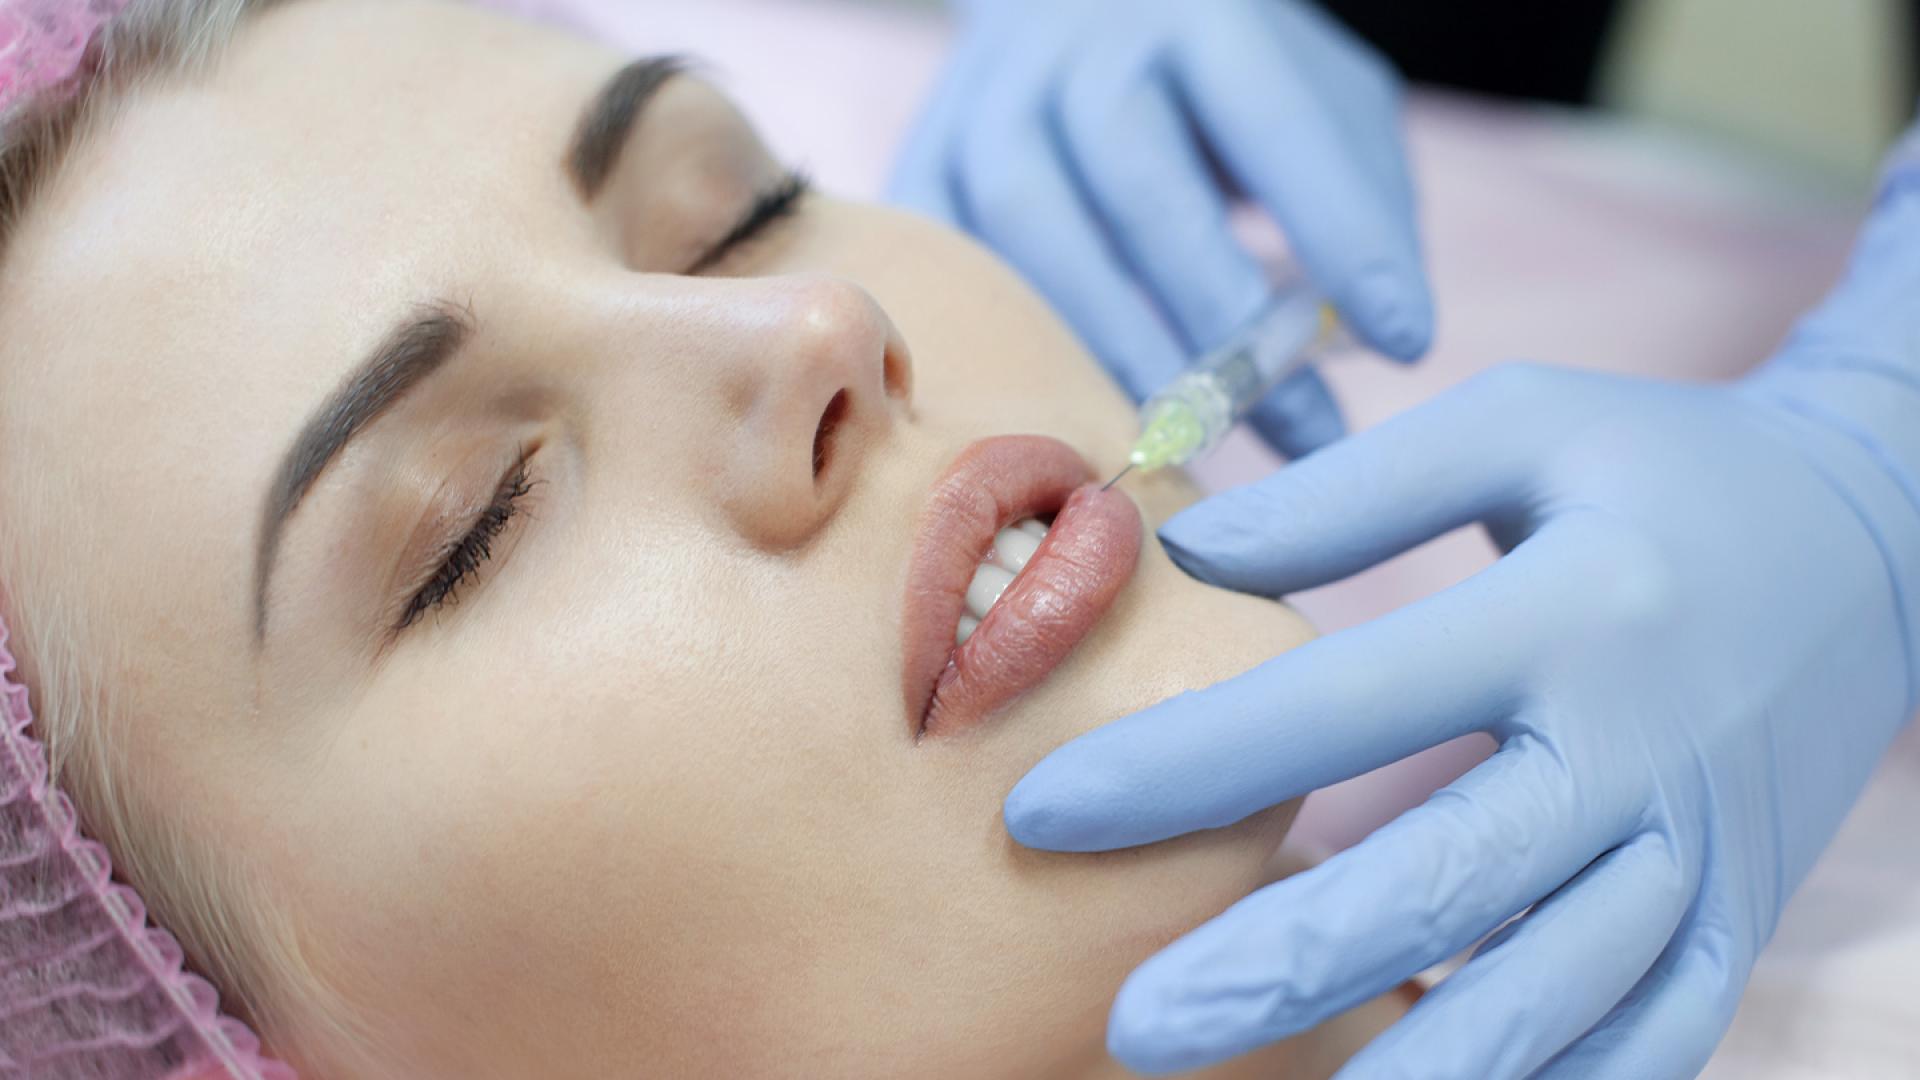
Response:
[396,451,538,632]
[687,169,811,274]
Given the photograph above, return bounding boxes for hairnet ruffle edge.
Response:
[0,615,295,1080]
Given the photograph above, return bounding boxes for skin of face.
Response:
[0,1,1317,1076]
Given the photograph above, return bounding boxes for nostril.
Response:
[812,389,849,482]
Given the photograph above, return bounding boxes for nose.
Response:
[701,274,912,548]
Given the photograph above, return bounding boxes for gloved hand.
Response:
[891,0,1433,458]
[1004,152,1920,1075]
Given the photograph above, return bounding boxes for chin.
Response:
[1041,805,1298,1028]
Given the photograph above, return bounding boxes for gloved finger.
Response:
[1531,935,1740,1080]
[1173,2,1433,360]
[1333,834,1690,1080]
[1047,30,1348,460]
[886,103,963,223]
[886,25,999,221]
[1006,535,1566,851]
[952,105,1189,401]
[1052,46,1270,355]
[1158,364,1559,596]
[1103,737,1635,1075]
[1264,0,1416,218]
[1244,365,1345,460]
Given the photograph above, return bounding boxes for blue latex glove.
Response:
[1006,141,1920,1075]
[891,0,1433,458]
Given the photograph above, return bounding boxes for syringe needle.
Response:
[1101,464,1134,491]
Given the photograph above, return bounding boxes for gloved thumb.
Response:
[1160,365,1555,596]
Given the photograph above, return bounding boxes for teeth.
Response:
[965,564,1016,620]
[955,516,1051,644]
[992,526,1042,573]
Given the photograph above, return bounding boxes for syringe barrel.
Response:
[1125,283,1347,473]
[1190,284,1336,418]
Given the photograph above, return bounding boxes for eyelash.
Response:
[391,173,806,634]
[397,454,537,632]
[688,169,812,273]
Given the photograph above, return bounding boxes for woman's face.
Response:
[0,1,1312,1075]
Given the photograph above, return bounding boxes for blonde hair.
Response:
[0,0,381,1071]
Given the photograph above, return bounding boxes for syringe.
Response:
[1104,284,1346,489]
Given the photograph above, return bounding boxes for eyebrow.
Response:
[252,305,474,641]
[250,56,685,641]
[568,54,687,200]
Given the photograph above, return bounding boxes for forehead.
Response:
[27,0,610,354]
[0,0,614,666]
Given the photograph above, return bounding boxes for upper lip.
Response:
[899,435,1141,738]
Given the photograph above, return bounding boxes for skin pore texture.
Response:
[0,1,1376,1075]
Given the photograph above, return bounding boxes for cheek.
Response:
[794,203,1140,456]
[265,531,913,1072]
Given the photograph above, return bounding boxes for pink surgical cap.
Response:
[1,3,294,1072]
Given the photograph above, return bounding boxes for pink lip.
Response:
[901,435,1142,739]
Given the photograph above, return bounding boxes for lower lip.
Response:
[921,482,1141,738]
